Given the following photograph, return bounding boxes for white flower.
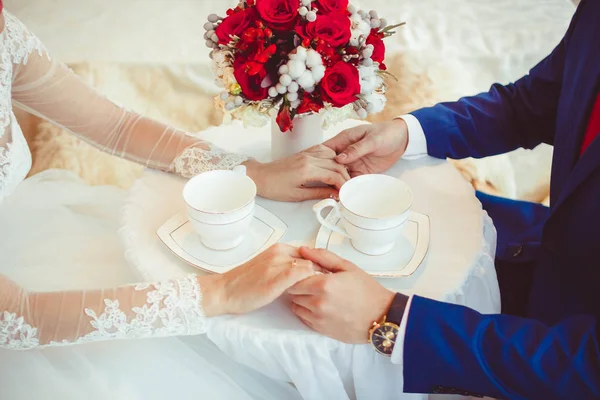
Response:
[364,92,387,114]
[322,104,356,130]
[288,60,306,79]
[296,46,308,60]
[233,105,270,128]
[358,65,376,78]
[222,67,237,87]
[311,65,326,82]
[306,49,322,68]
[211,50,236,89]
[297,70,315,89]
[212,50,227,65]
[359,67,377,94]
[349,13,371,47]
[360,75,377,94]
[359,65,383,94]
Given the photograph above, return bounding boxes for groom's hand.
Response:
[324,119,409,177]
[288,247,395,344]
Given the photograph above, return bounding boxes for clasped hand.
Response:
[204,244,394,345]
[206,120,409,342]
[242,119,408,202]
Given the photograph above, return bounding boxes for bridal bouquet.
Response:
[203,0,404,132]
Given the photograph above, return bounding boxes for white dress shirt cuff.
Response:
[390,294,414,367]
[396,114,428,159]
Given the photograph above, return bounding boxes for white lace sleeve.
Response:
[4,10,247,176]
[0,274,206,349]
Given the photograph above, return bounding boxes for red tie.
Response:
[580,93,600,156]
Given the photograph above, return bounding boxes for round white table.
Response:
[120,119,500,400]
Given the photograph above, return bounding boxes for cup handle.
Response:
[312,199,350,238]
[233,165,247,176]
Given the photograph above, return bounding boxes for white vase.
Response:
[271,112,324,160]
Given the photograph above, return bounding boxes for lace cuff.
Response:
[171,143,249,178]
[0,275,207,350]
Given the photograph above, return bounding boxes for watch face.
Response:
[371,323,399,356]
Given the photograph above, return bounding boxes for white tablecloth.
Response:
[120,119,500,400]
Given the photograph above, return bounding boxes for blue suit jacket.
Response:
[403,1,600,398]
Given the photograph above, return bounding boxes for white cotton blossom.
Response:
[288,60,306,79]
[274,47,325,96]
[358,65,380,94]
[306,49,322,68]
[296,46,308,61]
[297,70,315,89]
[311,65,326,82]
[358,65,376,78]
[363,92,387,114]
[360,76,377,94]
[349,13,371,47]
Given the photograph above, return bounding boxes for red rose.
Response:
[215,7,259,45]
[295,13,351,48]
[314,0,348,14]
[276,105,293,132]
[255,0,300,31]
[366,29,386,65]
[320,62,360,107]
[233,57,270,101]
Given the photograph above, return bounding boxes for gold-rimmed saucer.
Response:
[314,210,430,278]
[157,205,287,274]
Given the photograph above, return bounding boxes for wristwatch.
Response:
[368,293,408,356]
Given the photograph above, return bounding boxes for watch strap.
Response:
[386,293,409,325]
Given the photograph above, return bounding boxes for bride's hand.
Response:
[201,244,318,316]
[244,145,351,201]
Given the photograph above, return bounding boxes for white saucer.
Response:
[314,210,430,278]
[157,205,287,274]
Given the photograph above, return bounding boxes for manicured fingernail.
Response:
[337,153,347,160]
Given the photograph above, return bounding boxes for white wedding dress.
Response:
[0,10,302,400]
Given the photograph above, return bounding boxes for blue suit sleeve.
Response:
[411,4,583,160]
[403,296,600,400]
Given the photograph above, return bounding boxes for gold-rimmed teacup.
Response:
[313,174,412,256]
[183,165,256,250]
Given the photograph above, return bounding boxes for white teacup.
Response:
[313,174,412,256]
[183,165,256,251]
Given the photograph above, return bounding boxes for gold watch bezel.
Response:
[368,316,400,356]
